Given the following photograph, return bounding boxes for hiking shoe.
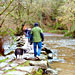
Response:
[35,56,40,60]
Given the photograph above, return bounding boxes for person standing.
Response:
[22,22,30,38]
[31,23,44,59]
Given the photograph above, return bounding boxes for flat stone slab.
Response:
[23,54,47,60]
[39,54,47,60]
[30,60,47,69]
[0,62,8,68]
[0,71,4,74]
[9,63,18,67]
[5,58,14,63]
[6,54,15,59]
[5,71,27,75]
[29,50,46,55]
[13,59,27,64]
[0,56,7,60]
[2,67,12,71]
[16,66,40,73]
[47,68,58,75]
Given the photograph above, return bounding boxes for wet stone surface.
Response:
[0,71,4,74]
[5,71,27,75]
[2,67,12,71]
[13,59,27,64]
[30,61,47,69]
[16,66,40,73]
[2,34,74,75]
[0,62,8,68]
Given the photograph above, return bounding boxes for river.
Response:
[44,33,75,75]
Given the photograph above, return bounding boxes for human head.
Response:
[34,23,39,27]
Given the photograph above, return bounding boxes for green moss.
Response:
[0,58,8,63]
[18,64,24,67]
[18,60,30,67]
[8,62,12,64]
[4,69,16,73]
[35,71,42,75]
[31,68,43,75]
[24,60,30,66]
[38,68,43,73]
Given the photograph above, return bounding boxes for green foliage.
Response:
[15,26,23,36]
[71,24,75,32]
[64,30,75,38]
[38,68,43,73]
[9,28,16,40]
[57,0,75,31]
[49,30,68,34]
[0,0,14,15]
[0,0,71,35]
[64,32,73,38]
[0,30,8,36]
[0,27,9,38]
[53,22,61,29]
[9,28,15,35]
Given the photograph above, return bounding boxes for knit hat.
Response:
[34,23,39,26]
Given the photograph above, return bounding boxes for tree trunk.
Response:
[0,38,5,56]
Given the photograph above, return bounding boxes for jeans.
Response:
[33,42,42,57]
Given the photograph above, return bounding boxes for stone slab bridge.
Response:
[0,35,58,75]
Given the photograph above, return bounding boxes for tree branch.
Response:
[0,0,14,15]
[0,5,16,28]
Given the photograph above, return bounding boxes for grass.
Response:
[49,30,68,34]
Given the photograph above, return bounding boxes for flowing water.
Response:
[44,33,75,75]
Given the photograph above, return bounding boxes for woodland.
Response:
[0,1,75,74]
[0,0,75,38]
